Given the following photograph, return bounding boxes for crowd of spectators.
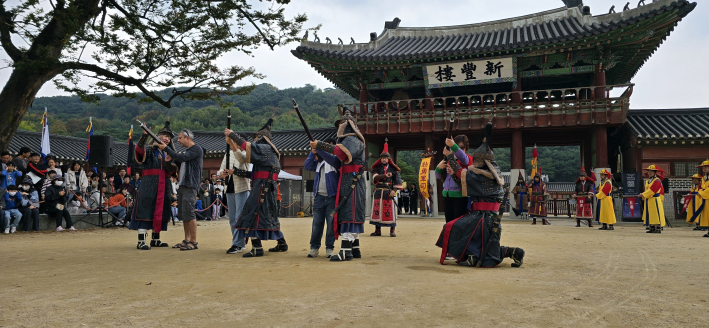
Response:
[0,147,143,233]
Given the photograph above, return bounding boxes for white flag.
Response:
[41,108,50,159]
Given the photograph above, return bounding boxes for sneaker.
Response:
[326,248,334,258]
[115,220,124,226]
[445,256,456,261]
[10,227,16,233]
[307,249,319,258]
[3,228,9,234]
[226,245,243,254]
[68,226,77,231]
[56,226,64,232]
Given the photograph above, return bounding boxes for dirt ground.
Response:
[1,216,708,327]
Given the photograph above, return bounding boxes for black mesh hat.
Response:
[252,118,274,140]
[472,122,494,162]
[157,119,175,139]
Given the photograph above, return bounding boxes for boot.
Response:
[703,232,709,238]
[390,227,396,237]
[646,225,655,233]
[575,219,581,227]
[587,219,593,228]
[505,247,525,268]
[351,238,361,258]
[150,233,169,247]
[532,218,537,225]
[243,239,264,257]
[599,223,608,230]
[268,238,288,252]
[330,240,353,261]
[136,233,150,250]
[653,225,662,234]
[608,224,614,230]
[542,219,551,225]
[370,227,381,236]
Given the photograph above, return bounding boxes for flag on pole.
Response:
[127,125,134,175]
[40,108,50,161]
[530,144,538,179]
[85,117,94,170]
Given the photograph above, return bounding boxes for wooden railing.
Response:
[339,84,633,134]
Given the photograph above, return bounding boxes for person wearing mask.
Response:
[1,151,11,171]
[12,147,30,173]
[65,162,88,203]
[18,180,40,231]
[304,137,339,258]
[1,162,23,190]
[3,185,23,234]
[45,177,75,231]
[105,187,130,225]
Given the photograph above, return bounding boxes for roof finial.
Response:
[350,37,355,44]
[337,37,343,45]
[623,2,630,11]
[609,5,616,14]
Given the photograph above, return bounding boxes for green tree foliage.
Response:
[0,0,315,151]
[26,84,355,141]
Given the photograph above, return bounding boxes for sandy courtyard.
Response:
[1,216,707,327]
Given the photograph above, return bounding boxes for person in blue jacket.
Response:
[1,162,23,190]
[304,137,340,258]
[4,185,23,234]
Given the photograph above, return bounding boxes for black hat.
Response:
[472,123,494,162]
[157,119,175,139]
[252,118,274,140]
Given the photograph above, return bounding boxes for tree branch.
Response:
[0,3,24,61]
[61,61,175,107]
[235,6,275,50]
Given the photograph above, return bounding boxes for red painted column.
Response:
[511,129,524,169]
[593,64,606,100]
[595,126,608,168]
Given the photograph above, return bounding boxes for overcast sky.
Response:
[14,0,709,109]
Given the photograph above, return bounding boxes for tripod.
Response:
[73,166,126,228]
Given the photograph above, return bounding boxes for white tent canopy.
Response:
[279,170,302,181]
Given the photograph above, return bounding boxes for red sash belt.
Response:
[253,171,278,180]
[470,202,500,212]
[341,164,362,174]
[143,169,164,176]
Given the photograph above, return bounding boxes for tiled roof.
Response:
[628,108,709,140]
[292,0,694,62]
[8,127,337,167]
[183,127,337,157]
[9,130,130,166]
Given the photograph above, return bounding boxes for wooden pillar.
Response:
[424,133,435,155]
[583,138,593,170]
[593,64,606,100]
[595,126,608,168]
[359,85,368,114]
[511,129,524,169]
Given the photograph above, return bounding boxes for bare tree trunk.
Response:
[0,67,60,151]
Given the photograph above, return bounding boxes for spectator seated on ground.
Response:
[104,187,130,225]
[4,185,23,234]
[1,162,23,190]
[18,180,40,232]
[195,195,207,220]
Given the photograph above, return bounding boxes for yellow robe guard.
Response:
[641,177,665,227]
[685,185,703,224]
[595,179,616,225]
[698,176,709,227]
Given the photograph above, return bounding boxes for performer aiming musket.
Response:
[370,139,403,237]
[436,123,525,267]
[309,109,366,262]
[130,120,178,250]
[225,119,289,257]
[573,167,595,228]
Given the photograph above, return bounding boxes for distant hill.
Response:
[23,84,356,142]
